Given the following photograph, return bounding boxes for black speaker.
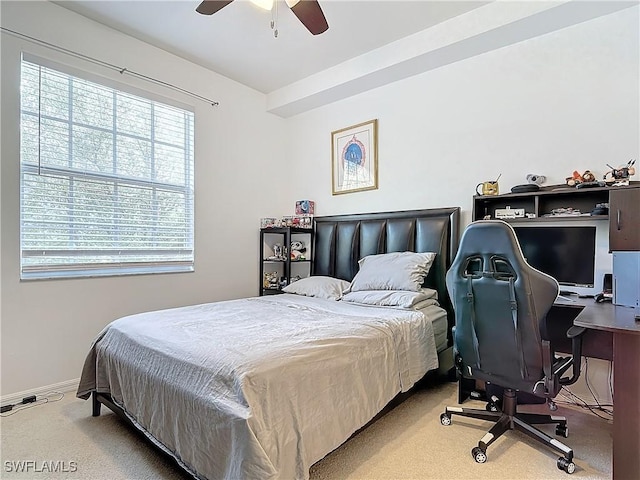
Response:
[595,273,613,303]
[511,184,540,194]
[603,273,612,294]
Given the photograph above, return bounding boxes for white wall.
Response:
[0,1,290,396]
[284,8,638,403]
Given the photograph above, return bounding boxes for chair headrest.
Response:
[456,220,526,262]
[450,221,558,293]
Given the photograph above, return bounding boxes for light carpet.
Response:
[1,382,611,479]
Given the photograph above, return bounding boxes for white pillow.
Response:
[342,289,438,309]
[282,276,351,300]
[349,251,437,292]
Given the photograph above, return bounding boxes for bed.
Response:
[77,207,460,480]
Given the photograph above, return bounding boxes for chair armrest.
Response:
[559,326,586,386]
[567,325,586,339]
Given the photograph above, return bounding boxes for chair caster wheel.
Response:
[440,413,452,426]
[472,446,487,463]
[548,400,558,411]
[485,401,499,412]
[556,424,569,438]
[557,457,576,474]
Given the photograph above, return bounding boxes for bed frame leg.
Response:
[92,392,101,416]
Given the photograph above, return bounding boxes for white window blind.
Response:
[20,57,195,279]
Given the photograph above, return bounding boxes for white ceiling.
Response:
[52,1,637,117]
[54,0,489,93]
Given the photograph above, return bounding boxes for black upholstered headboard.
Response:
[312,207,461,329]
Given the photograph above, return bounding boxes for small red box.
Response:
[295,200,315,215]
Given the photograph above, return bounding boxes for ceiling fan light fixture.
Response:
[196,0,328,36]
[250,0,274,10]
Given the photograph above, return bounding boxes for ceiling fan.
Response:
[196,0,329,35]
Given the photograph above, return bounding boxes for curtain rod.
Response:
[1,27,220,107]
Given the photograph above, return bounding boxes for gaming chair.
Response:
[440,220,585,474]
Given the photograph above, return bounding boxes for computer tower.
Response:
[612,252,640,307]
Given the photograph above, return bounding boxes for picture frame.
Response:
[331,119,378,195]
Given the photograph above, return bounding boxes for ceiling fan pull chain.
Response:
[272,1,279,37]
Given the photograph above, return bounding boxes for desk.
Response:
[559,298,640,480]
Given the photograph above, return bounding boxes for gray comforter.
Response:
[77,294,444,480]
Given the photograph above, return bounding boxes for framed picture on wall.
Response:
[331,119,378,195]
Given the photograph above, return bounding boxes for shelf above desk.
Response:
[473,182,639,222]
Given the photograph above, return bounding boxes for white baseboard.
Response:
[1,378,79,406]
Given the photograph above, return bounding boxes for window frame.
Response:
[19,54,196,280]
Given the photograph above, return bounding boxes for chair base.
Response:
[440,388,576,474]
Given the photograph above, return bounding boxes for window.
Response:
[20,57,195,279]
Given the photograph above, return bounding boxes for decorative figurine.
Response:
[263,271,279,289]
[604,160,636,186]
[290,241,307,261]
[566,170,596,187]
[267,243,286,261]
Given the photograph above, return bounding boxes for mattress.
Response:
[430,306,449,353]
[78,294,446,480]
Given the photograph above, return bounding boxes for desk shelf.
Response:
[473,183,639,222]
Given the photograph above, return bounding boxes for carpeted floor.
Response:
[1,381,611,479]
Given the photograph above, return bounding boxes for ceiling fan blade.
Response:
[288,0,328,35]
[196,0,234,16]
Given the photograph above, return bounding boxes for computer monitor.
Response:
[512,224,601,296]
